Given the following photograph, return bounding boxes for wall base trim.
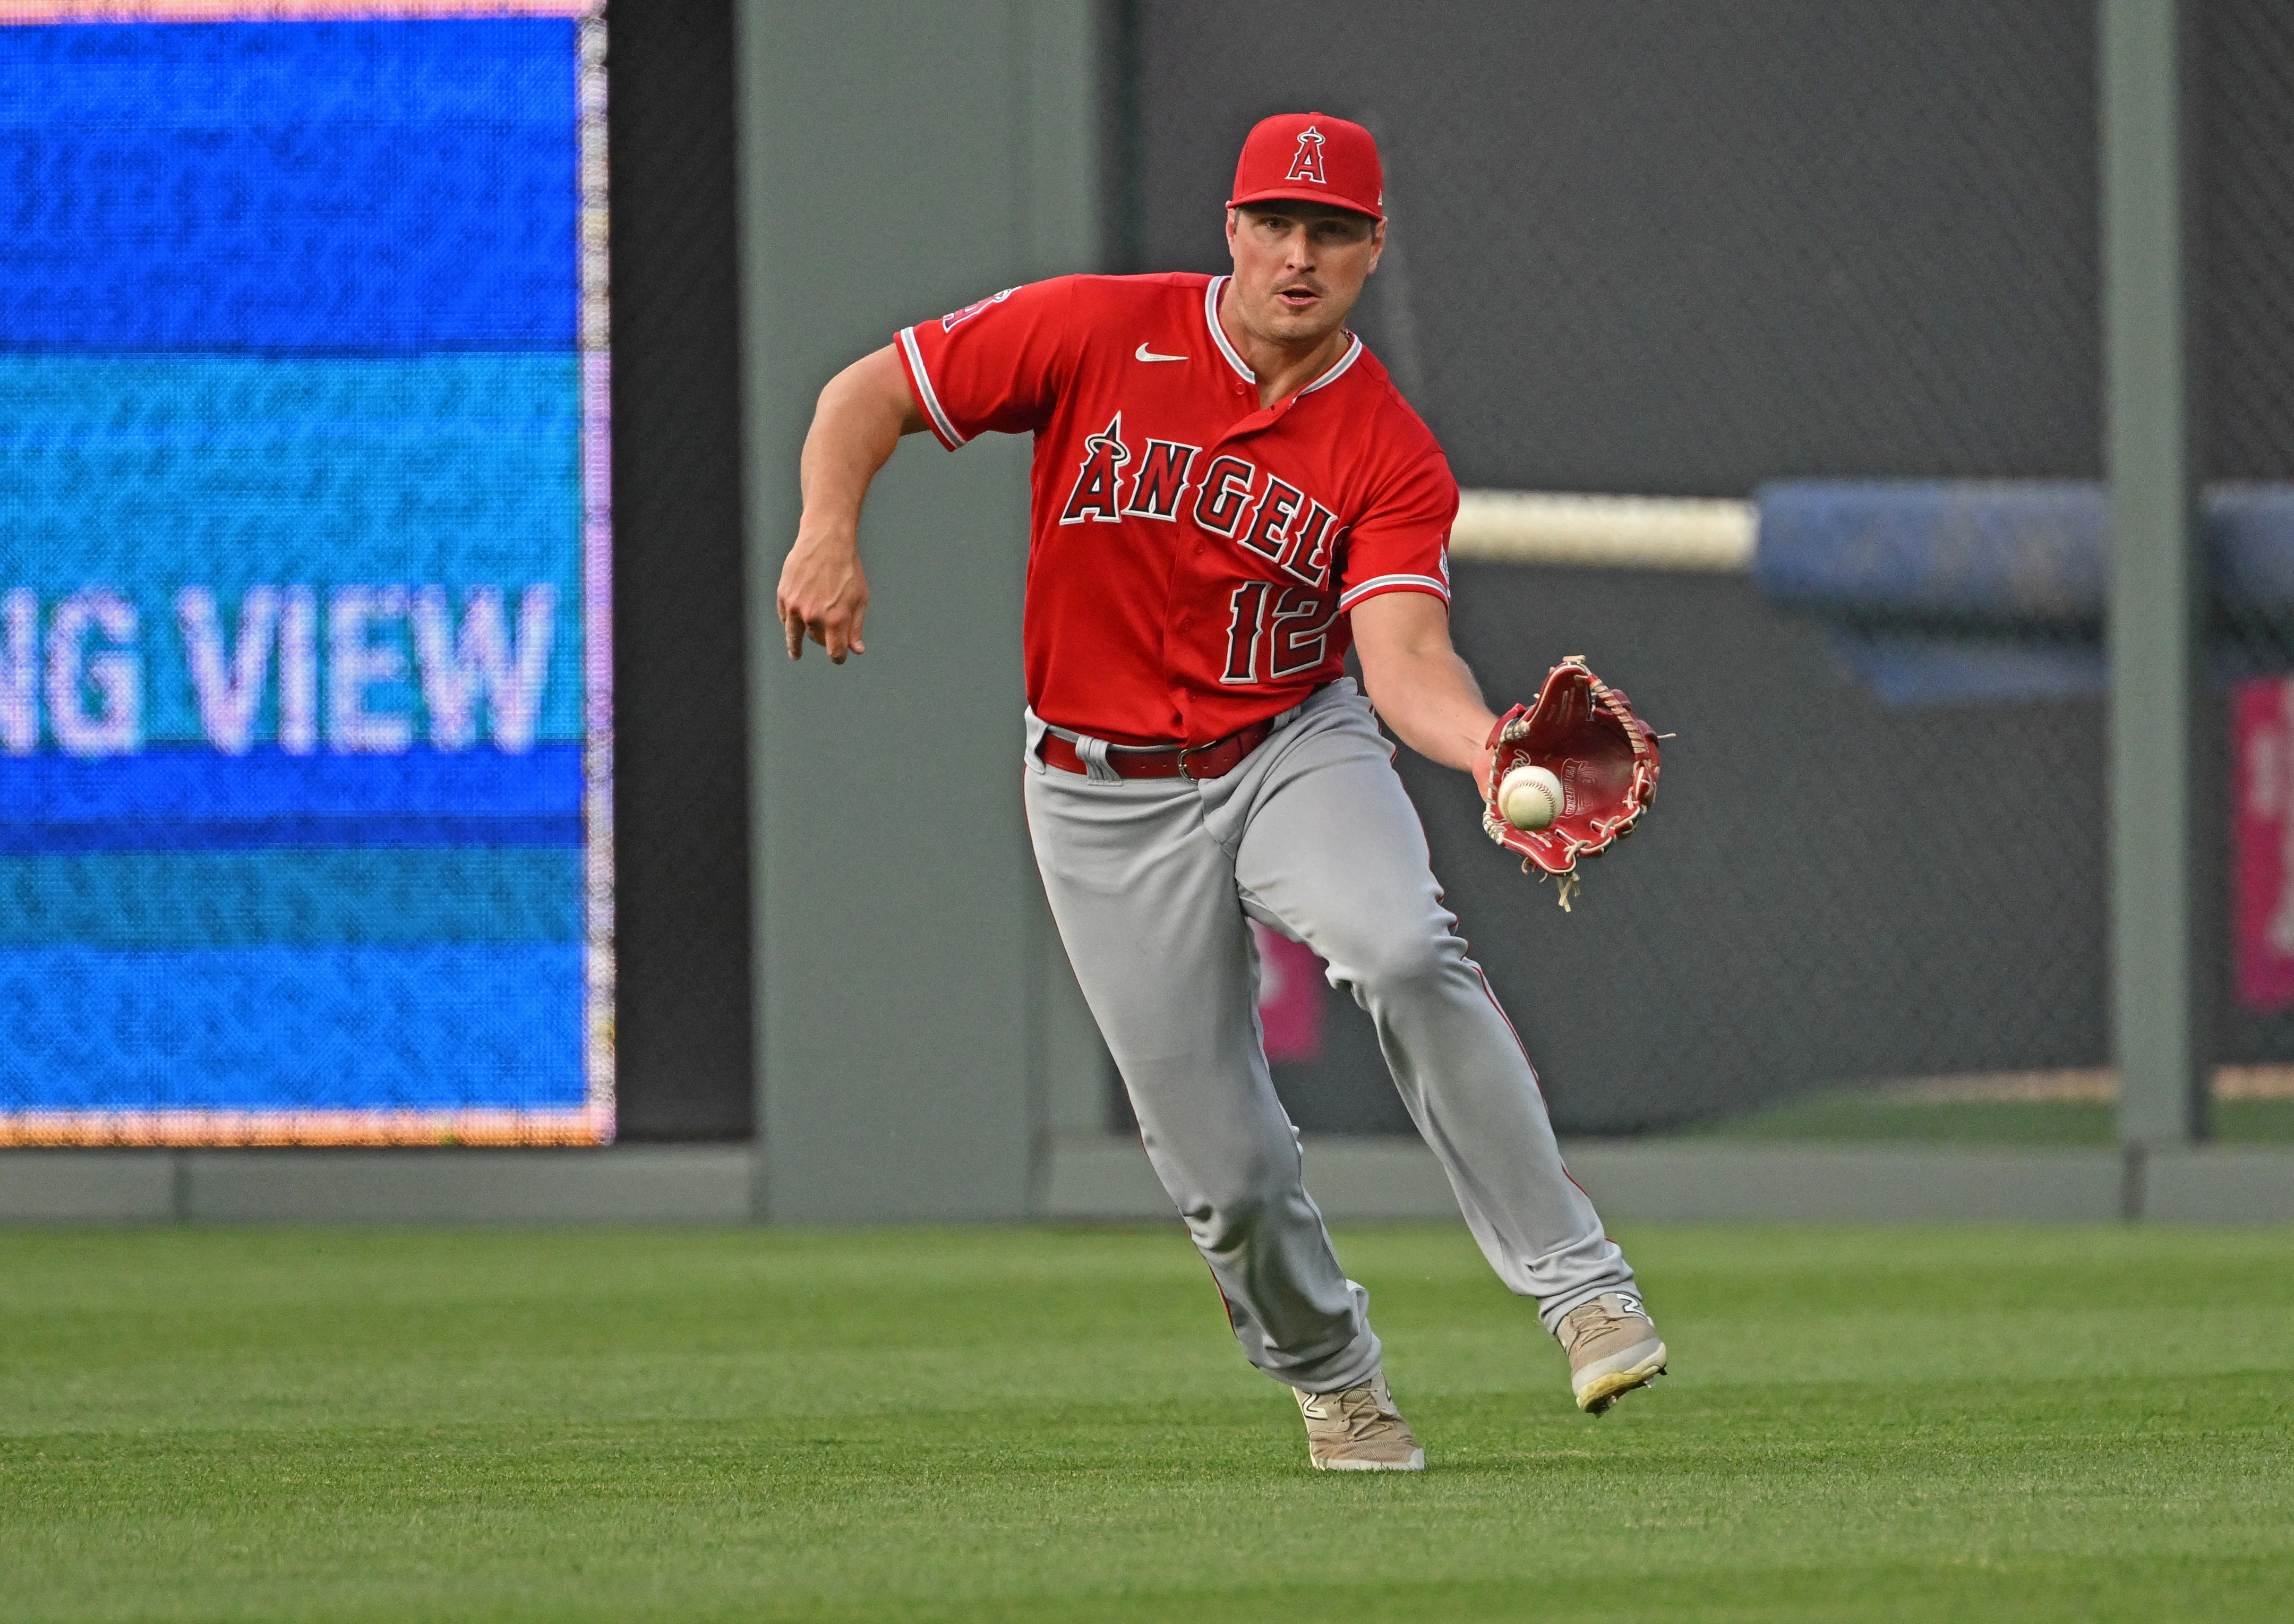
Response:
[0,1147,758,1224]
[1040,1134,2294,1225]
[2,1137,2283,1224]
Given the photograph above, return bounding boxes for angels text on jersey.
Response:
[1055,411,1345,686]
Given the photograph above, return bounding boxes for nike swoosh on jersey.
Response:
[1134,343,1188,362]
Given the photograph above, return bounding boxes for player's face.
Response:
[1224,202,1384,347]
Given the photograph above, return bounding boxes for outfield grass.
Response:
[2,1223,2289,1622]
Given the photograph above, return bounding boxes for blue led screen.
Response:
[0,9,611,1143]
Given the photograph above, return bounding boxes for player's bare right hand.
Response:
[777,528,870,662]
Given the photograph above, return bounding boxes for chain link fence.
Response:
[2207,1,2294,1098]
[1112,0,2294,1137]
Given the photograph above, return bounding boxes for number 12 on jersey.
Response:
[1222,583,1333,686]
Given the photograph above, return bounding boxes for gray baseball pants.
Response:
[1023,679,1637,1395]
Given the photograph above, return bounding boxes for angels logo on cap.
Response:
[1285,125,1327,185]
[1229,112,1384,223]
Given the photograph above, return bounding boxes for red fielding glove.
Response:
[1482,655,1662,910]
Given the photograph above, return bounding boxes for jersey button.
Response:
[1177,616,1192,630]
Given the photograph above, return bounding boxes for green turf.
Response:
[1681,1094,2294,1144]
[3,1223,2290,1623]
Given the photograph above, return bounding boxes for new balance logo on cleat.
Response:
[1560,1292,1668,1416]
[1293,1369,1424,1471]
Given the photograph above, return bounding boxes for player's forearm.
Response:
[795,348,917,542]
[1349,593,1499,787]
[1361,646,1498,785]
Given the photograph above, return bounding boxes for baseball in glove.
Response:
[1482,655,1661,910]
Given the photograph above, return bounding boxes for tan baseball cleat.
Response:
[1560,1292,1668,1414]
[1292,1369,1426,1471]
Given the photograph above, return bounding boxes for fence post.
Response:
[2102,0,2212,1169]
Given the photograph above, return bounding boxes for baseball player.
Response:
[777,113,1665,1471]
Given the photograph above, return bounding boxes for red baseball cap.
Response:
[1227,111,1384,222]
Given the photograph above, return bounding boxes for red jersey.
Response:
[895,272,1457,746]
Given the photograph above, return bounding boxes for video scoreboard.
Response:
[0,2,612,1143]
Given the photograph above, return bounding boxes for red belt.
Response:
[1041,717,1277,780]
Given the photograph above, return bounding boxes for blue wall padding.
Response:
[1755,481,2107,623]
[1756,479,2294,623]
[2207,483,2294,611]
[1818,632,2105,708]
[0,20,578,353]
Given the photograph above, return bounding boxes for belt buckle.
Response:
[1176,739,1213,780]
